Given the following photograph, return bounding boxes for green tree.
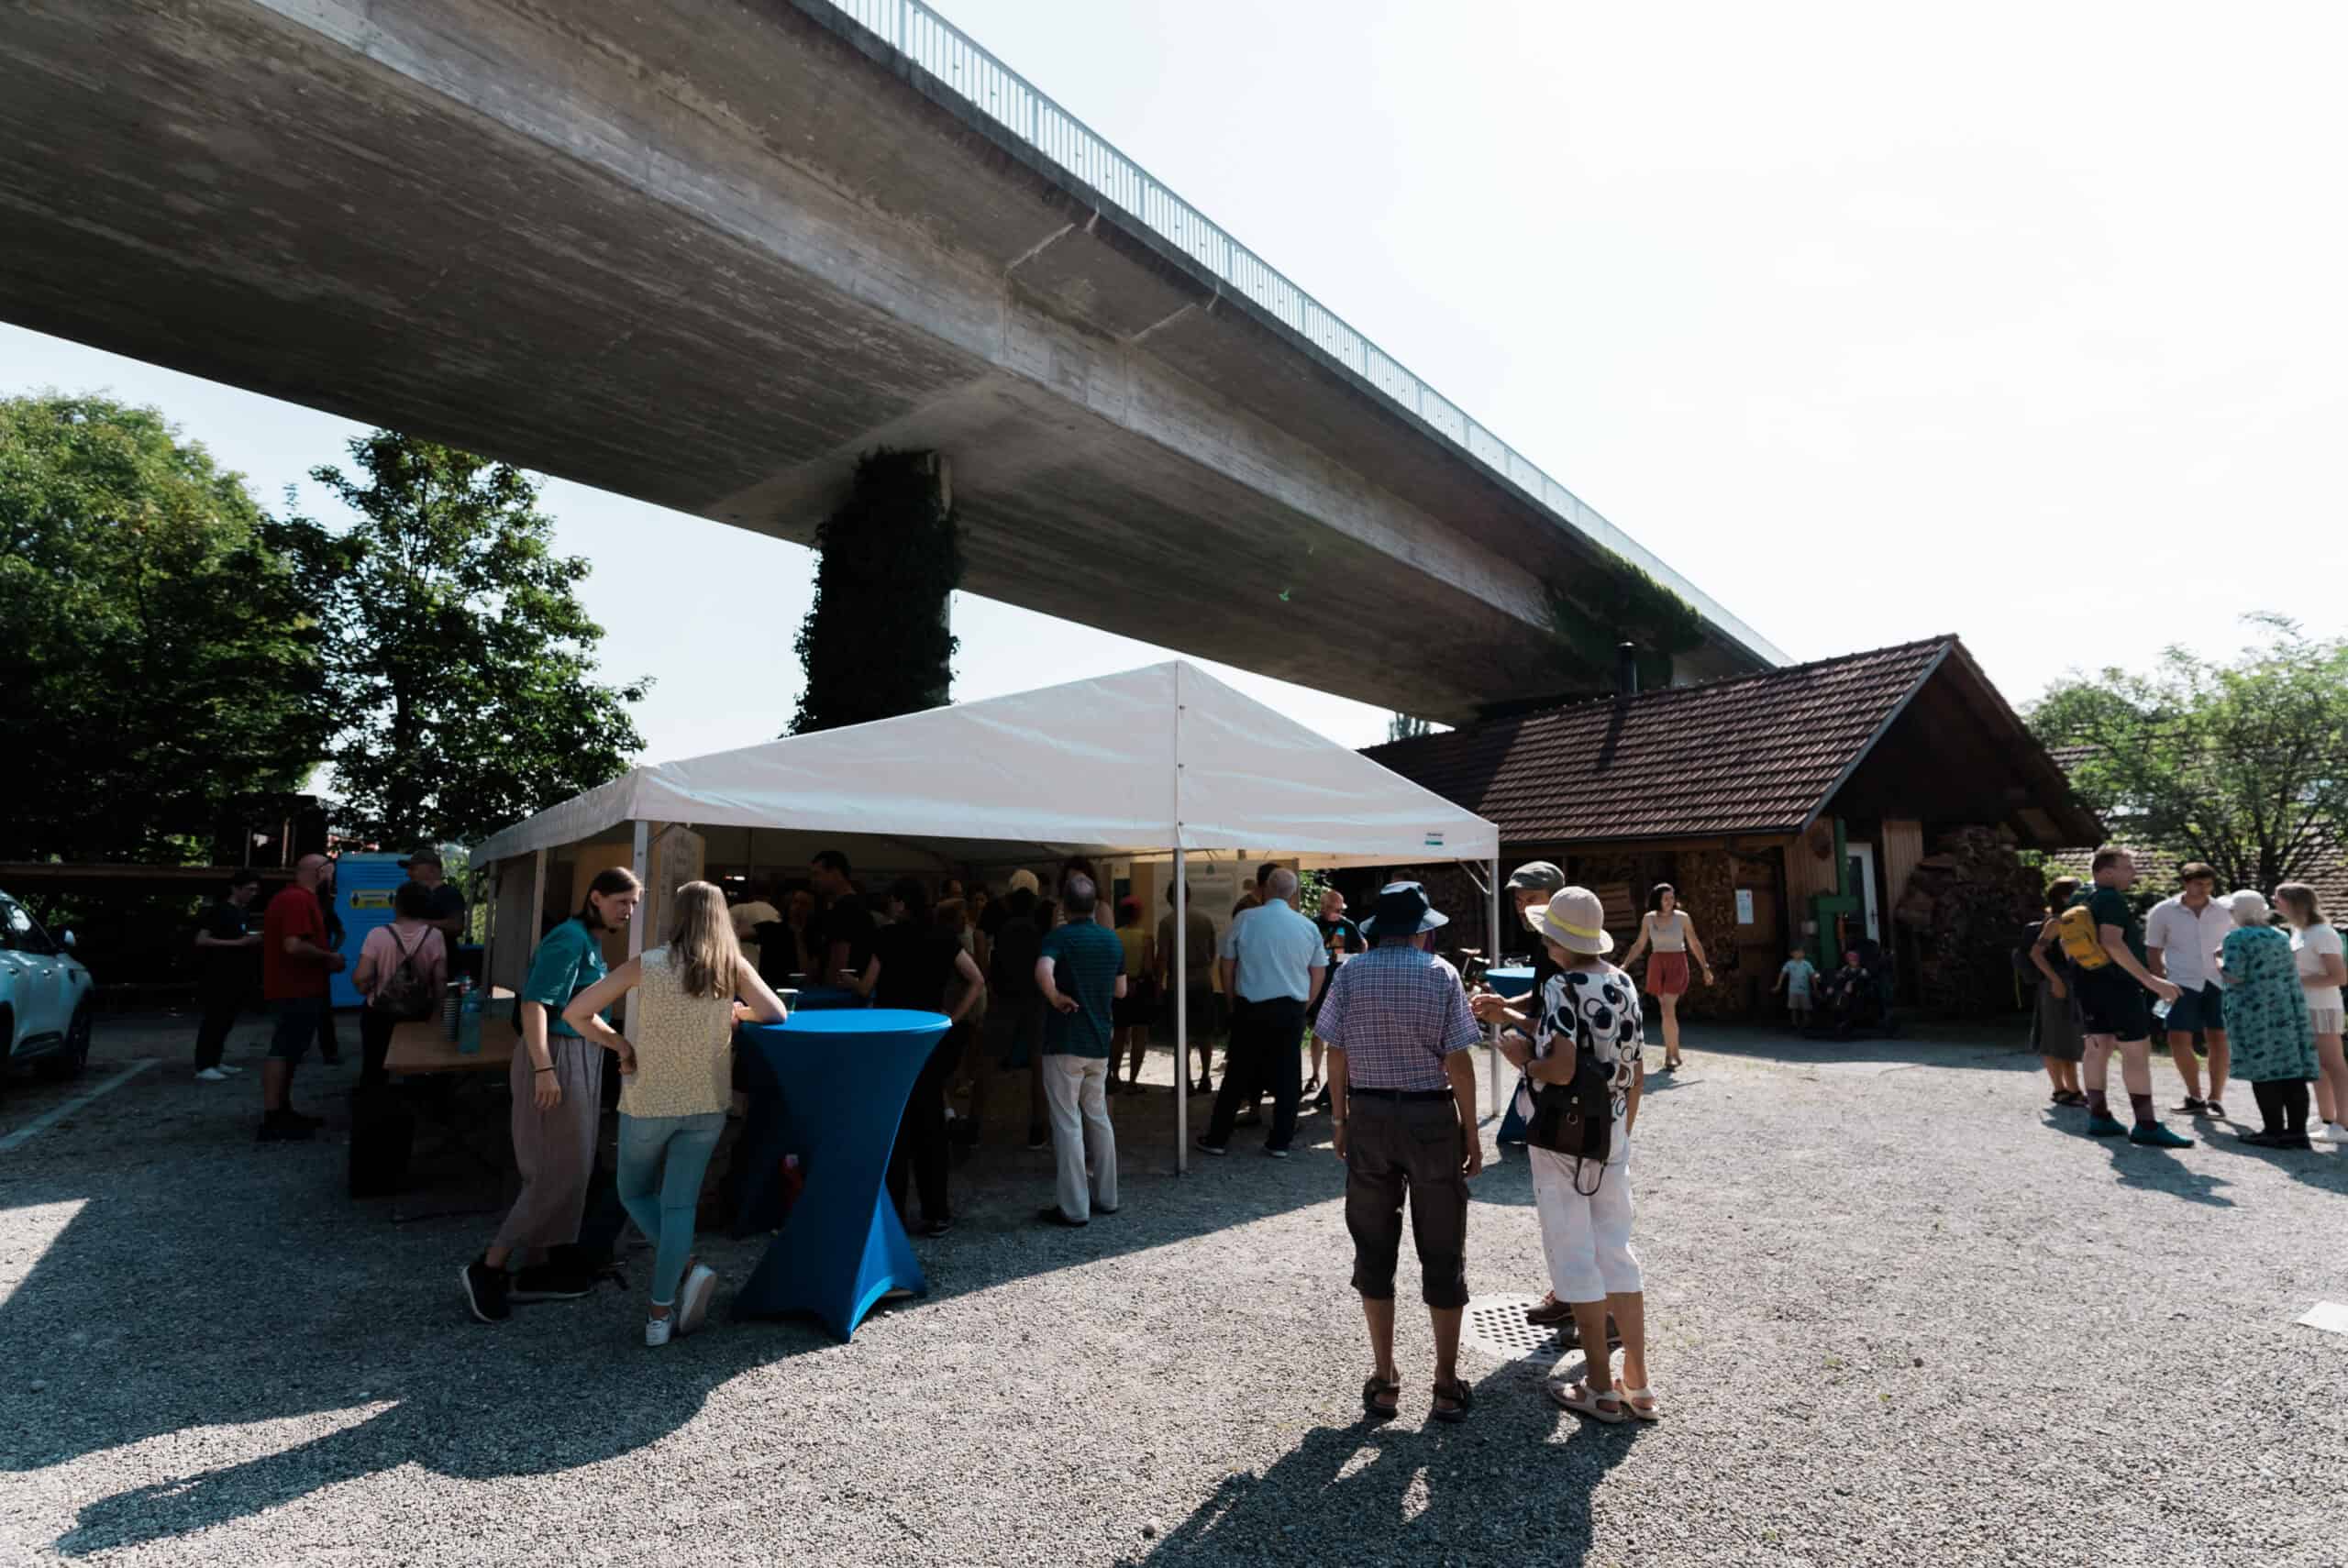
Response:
[285,432,648,846]
[0,393,331,861]
[792,448,961,734]
[1385,712,1432,743]
[2029,615,2348,891]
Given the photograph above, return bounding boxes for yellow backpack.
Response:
[2055,902,2111,970]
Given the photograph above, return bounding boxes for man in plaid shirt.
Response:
[1316,882,1485,1424]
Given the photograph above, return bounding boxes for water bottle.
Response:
[2151,997,2172,1023]
[442,981,462,1039]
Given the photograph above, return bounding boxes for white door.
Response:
[0,895,63,1042]
[1844,843,1882,945]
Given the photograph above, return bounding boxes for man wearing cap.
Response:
[1316,882,1485,1424]
[1472,863,1567,1147]
[1474,862,1632,1338]
[400,849,468,974]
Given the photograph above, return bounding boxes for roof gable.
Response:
[1364,638,1962,844]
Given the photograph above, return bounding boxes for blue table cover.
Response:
[732,1009,950,1342]
[1484,966,1536,1143]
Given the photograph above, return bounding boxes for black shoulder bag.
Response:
[1523,1020,1617,1190]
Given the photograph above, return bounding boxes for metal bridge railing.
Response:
[819,0,1787,668]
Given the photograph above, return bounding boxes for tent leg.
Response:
[1174,847,1188,1176]
[626,821,651,1029]
[1487,856,1502,1121]
[477,862,498,995]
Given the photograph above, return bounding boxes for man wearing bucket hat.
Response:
[1315,882,1485,1424]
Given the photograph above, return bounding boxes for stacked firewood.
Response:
[1672,852,1744,1021]
[1892,827,2044,1015]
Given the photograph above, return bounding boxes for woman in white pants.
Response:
[1495,887,1657,1423]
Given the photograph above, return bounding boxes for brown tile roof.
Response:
[1365,637,1956,844]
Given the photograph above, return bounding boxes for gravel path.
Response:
[2,1010,2342,1567]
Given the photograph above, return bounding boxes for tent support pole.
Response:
[1174,846,1188,1176]
[626,821,651,1028]
[529,849,548,954]
[1487,856,1502,1121]
[477,862,498,996]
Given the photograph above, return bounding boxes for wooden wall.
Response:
[1882,820,1925,930]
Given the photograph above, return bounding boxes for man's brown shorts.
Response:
[1343,1091,1469,1309]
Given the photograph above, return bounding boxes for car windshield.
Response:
[0,896,58,955]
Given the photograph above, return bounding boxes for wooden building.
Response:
[1365,636,2103,1018]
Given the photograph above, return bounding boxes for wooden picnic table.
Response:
[384,988,515,1075]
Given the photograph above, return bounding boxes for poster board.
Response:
[327,852,405,1009]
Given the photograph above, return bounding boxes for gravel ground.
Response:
[2,1009,2344,1568]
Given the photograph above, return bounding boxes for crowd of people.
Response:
[195,843,1666,1411]
[192,846,468,1136]
[2022,849,2347,1149]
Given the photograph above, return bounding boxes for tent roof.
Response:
[472,662,1497,869]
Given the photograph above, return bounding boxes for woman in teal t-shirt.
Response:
[461,867,642,1325]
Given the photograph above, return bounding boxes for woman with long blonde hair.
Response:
[565,880,789,1346]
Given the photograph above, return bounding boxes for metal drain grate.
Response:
[1459,1293,1563,1363]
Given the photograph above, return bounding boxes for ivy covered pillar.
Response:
[791,448,963,735]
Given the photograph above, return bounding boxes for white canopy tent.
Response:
[471,661,1503,1172]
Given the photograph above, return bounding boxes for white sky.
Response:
[6,0,2342,762]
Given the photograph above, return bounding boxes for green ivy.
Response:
[791,449,963,734]
[1543,553,1706,684]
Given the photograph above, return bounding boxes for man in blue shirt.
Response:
[1202,868,1326,1158]
[1035,874,1127,1225]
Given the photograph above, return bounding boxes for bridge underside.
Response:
[0,0,1763,723]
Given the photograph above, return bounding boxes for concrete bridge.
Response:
[0,0,1783,722]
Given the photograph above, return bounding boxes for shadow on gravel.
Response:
[2093,1137,2236,1207]
[1136,1361,1642,1566]
[1,1049,1353,1555]
[2205,1135,2348,1197]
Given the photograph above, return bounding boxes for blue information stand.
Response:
[327,852,405,1010]
[732,1009,950,1342]
[1485,966,1537,1144]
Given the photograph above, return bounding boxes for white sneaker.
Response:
[195,1066,229,1082]
[2317,1124,2342,1143]
[678,1264,717,1335]
[217,1064,246,1076]
[644,1313,673,1347]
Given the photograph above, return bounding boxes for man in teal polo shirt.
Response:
[1035,874,1126,1226]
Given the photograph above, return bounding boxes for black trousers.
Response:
[1206,997,1305,1152]
[889,1028,966,1223]
[358,1008,398,1088]
[2251,1078,2310,1135]
[193,986,246,1070]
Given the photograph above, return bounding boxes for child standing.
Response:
[1775,947,1819,1027]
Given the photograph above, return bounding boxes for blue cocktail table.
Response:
[732,1009,950,1342]
[1484,966,1537,1143]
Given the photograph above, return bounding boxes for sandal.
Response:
[1618,1386,1661,1422]
[1547,1379,1623,1423]
[1361,1374,1401,1421]
[1430,1377,1474,1424]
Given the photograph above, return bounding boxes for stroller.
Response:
[1807,938,1900,1039]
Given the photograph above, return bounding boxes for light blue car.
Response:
[0,889,95,1084]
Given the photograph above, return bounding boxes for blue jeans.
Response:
[616,1112,726,1308]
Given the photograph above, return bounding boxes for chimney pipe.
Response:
[1615,641,1640,698]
